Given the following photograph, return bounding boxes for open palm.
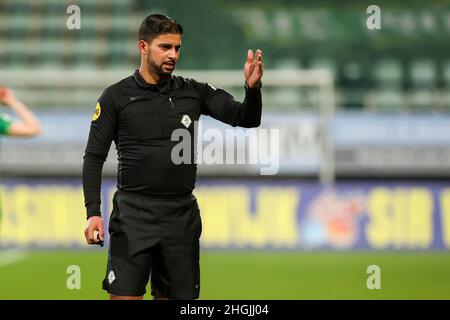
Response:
[244,49,264,88]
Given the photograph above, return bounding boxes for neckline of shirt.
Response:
[132,70,173,93]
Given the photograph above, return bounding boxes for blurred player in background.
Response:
[0,86,43,240]
[83,14,263,300]
[0,87,42,137]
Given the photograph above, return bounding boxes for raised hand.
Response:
[0,87,16,106]
[244,49,264,89]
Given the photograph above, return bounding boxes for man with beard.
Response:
[83,14,263,300]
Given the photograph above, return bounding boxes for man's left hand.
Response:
[244,49,264,89]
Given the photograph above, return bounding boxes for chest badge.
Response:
[181,114,192,128]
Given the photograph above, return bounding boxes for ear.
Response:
[138,40,148,55]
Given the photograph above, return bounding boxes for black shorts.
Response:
[102,190,202,299]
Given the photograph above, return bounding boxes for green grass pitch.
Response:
[0,250,449,299]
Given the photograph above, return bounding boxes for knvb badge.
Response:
[181,115,192,128]
[108,270,116,284]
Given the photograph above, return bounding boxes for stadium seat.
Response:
[371,89,405,113]
[410,59,436,89]
[310,58,337,79]
[408,60,437,112]
[443,61,450,88]
[408,89,436,112]
[373,59,403,89]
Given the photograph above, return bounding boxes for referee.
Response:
[83,14,263,300]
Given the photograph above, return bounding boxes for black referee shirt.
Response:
[83,70,262,218]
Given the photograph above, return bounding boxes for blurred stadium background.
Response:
[1,0,450,299]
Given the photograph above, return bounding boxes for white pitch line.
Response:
[0,249,27,268]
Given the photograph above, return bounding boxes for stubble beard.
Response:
[147,56,174,81]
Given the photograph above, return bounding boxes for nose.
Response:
[168,48,178,61]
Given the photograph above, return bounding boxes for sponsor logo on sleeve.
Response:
[92,102,101,121]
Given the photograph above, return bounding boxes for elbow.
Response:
[22,120,43,137]
[244,119,261,128]
[24,125,43,137]
[32,123,43,136]
[83,150,108,163]
[238,116,261,128]
[236,118,261,128]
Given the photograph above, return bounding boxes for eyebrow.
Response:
[159,43,182,48]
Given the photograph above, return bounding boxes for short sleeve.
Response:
[0,114,13,135]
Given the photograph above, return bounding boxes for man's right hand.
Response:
[84,216,105,245]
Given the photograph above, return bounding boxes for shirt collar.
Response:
[133,69,172,93]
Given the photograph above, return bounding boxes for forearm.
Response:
[83,152,106,219]
[7,98,42,135]
[235,85,262,128]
